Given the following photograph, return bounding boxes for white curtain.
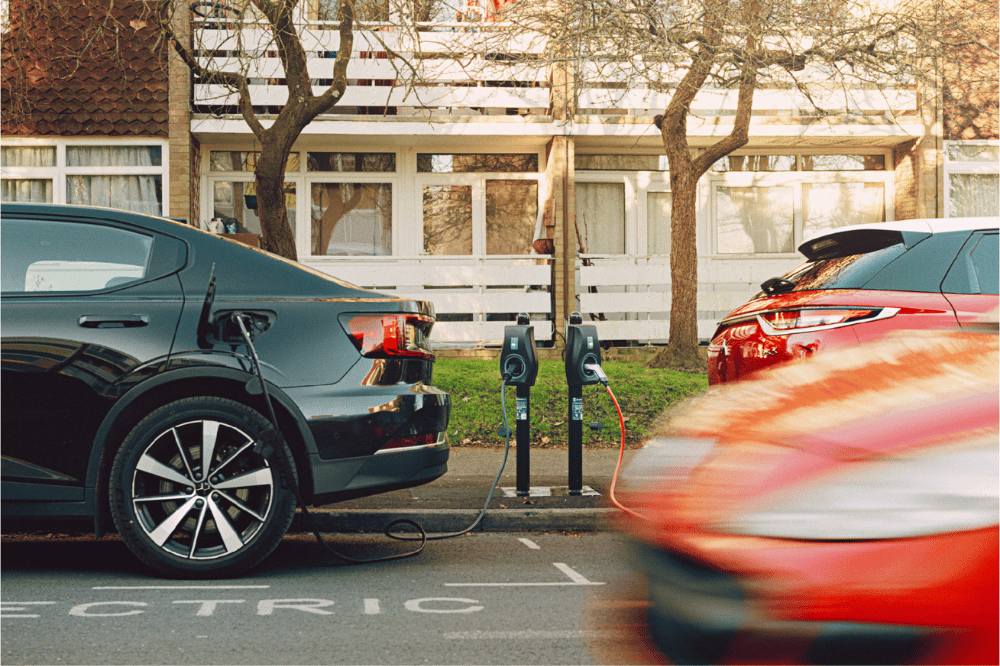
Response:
[1,146,55,167]
[66,146,161,216]
[647,192,672,255]
[1,147,54,202]
[575,183,625,254]
[2,179,52,203]
[950,174,1000,217]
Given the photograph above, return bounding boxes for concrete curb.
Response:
[292,508,618,534]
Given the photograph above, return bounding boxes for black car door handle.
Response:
[78,314,150,329]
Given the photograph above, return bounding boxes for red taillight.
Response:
[343,314,436,360]
[380,433,438,452]
[757,307,897,335]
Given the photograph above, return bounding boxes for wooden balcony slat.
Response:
[577,87,917,112]
[196,83,549,107]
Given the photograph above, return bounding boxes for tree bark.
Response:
[648,3,756,372]
[255,131,298,259]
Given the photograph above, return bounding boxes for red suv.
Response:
[708,217,999,384]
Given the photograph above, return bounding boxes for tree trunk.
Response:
[659,168,703,371]
[254,129,298,260]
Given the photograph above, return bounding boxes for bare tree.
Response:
[154,0,366,259]
[498,0,997,370]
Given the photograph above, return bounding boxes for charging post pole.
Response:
[564,312,602,495]
[500,313,538,497]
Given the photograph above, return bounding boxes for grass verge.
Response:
[433,358,708,449]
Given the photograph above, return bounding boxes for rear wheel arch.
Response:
[90,369,315,536]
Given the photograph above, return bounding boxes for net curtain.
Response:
[66,146,162,216]
[1,147,54,202]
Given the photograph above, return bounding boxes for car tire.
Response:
[109,397,297,578]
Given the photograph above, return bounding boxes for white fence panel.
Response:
[576,255,803,342]
[306,256,553,347]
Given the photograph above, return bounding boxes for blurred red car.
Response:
[707,217,999,385]
[606,329,998,665]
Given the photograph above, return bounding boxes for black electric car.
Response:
[1,203,450,578]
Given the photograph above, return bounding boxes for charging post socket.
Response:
[565,312,603,494]
[500,314,538,496]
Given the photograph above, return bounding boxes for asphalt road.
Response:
[1,531,638,665]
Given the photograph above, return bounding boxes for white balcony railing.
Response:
[193,25,551,116]
[192,22,916,118]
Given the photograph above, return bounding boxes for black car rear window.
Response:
[765,230,973,295]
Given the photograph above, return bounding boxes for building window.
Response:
[311,183,392,255]
[210,151,300,172]
[418,153,541,256]
[423,185,473,255]
[486,180,537,255]
[577,155,669,171]
[647,191,672,255]
[417,153,537,173]
[211,181,296,236]
[575,182,626,254]
[307,152,395,172]
[803,182,885,239]
[712,155,796,172]
[711,152,890,254]
[945,142,999,218]
[1,147,55,202]
[716,185,795,254]
[1,142,167,215]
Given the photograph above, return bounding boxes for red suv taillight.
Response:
[341,313,436,360]
[757,307,899,335]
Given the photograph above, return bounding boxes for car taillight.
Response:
[757,307,898,335]
[379,433,438,452]
[342,314,436,360]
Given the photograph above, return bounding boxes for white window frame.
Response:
[944,140,1000,219]
[1,137,169,215]
[306,178,398,257]
[413,153,544,258]
[707,150,894,256]
[574,169,671,257]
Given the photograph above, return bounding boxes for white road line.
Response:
[445,630,617,640]
[364,598,381,615]
[553,562,593,584]
[445,562,604,587]
[91,585,270,590]
[518,538,541,550]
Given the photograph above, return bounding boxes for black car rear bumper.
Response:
[309,439,449,505]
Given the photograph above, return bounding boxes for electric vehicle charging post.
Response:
[564,312,605,495]
[499,313,539,497]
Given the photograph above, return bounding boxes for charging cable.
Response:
[391,377,512,542]
[583,363,644,521]
[234,312,512,561]
[233,312,427,564]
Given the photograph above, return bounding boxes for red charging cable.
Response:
[604,383,645,521]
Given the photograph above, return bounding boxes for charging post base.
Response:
[515,385,531,497]
[568,382,583,495]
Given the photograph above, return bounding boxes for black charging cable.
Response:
[233,313,427,564]
[233,313,513,561]
[390,377,512,542]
